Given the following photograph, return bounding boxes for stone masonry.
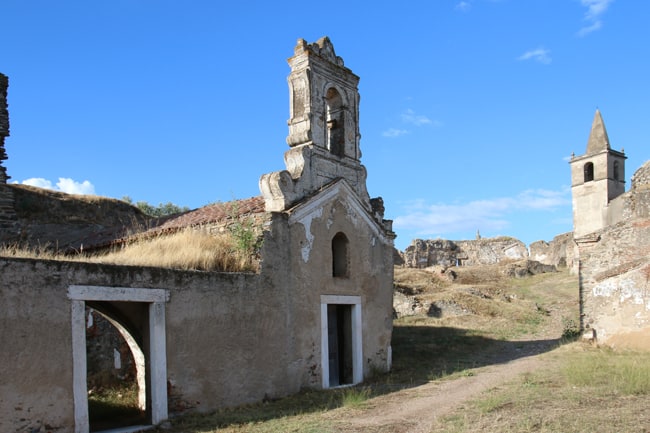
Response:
[0,73,17,237]
[402,237,529,268]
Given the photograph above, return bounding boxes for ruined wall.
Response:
[529,231,574,269]
[0,73,17,237]
[0,258,291,432]
[402,237,529,268]
[578,161,650,348]
[0,198,394,432]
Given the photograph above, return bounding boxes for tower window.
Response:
[584,162,594,182]
[325,87,345,157]
[613,161,620,181]
[332,232,349,278]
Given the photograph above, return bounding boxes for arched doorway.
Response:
[68,285,169,432]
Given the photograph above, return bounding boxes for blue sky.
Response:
[1,0,648,251]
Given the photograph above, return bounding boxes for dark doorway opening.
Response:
[86,304,148,432]
[327,304,353,387]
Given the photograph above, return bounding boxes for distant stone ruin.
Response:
[529,231,575,269]
[401,237,530,268]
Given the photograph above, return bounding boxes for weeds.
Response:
[341,387,371,408]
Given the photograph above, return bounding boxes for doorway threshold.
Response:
[95,425,153,433]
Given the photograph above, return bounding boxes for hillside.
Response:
[4,184,158,251]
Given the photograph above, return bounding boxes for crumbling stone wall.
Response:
[402,237,529,268]
[529,231,574,269]
[578,161,650,347]
[0,258,285,432]
[0,73,17,237]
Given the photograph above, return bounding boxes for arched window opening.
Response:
[584,162,594,182]
[613,161,620,181]
[332,232,349,278]
[325,87,345,157]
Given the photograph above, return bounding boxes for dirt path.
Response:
[338,351,552,433]
[332,304,567,433]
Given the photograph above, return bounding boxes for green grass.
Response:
[341,387,371,408]
[88,384,146,431]
[434,345,650,433]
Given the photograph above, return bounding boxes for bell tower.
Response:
[261,37,369,212]
[570,109,626,238]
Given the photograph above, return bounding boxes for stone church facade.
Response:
[0,37,395,432]
[570,110,650,348]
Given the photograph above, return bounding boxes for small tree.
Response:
[122,196,189,217]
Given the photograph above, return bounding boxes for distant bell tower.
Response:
[260,37,369,212]
[570,109,626,238]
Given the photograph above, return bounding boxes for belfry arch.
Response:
[325,87,345,157]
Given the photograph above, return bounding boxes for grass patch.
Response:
[563,347,650,395]
[88,384,146,431]
[341,387,371,408]
[434,345,650,433]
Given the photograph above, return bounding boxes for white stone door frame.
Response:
[68,285,170,433]
[320,295,363,389]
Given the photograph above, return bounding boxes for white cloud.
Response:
[18,177,96,195]
[455,1,471,12]
[382,128,409,138]
[518,48,552,65]
[401,109,433,126]
[393,189,570,236]
[578,0,612,36]
[383,109,441,138]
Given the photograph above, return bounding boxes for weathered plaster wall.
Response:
[0,259,74,433]
[0,258,292,432]
[281,183,394,387]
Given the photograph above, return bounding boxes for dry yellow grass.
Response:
[0,228,259,272]
[98,229,258,272]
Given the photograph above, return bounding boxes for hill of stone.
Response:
[4,184,155,251]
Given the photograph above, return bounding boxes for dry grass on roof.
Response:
[96,227,259,272]
[1,227,260,273]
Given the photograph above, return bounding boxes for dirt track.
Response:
[329,298,567,433]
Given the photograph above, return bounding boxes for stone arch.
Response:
[325,86,346,157]
[86,302,147,414]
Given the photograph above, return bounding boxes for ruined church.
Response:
[0,37,395,432]
[570,110,650,348]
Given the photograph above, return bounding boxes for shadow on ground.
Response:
[154,325,563,432]
[381,325,561,391]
